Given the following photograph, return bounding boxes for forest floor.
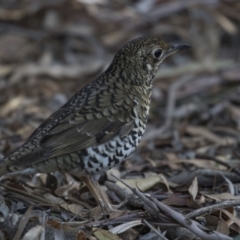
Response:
[0,1,240,239]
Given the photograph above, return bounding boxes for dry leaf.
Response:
[188,177,198,201]
[204,193,240,201]
[186,126,236,147]
[110,220,142,234]
[0,196,9,218]
[21,225,44,240]
[93,228,121,240]
[217,220,229,236]
[116,175,172,194]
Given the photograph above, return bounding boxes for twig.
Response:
[39,211,46,240]
[9,61,104,84]
[0,183,54,205]
[83,213,145,228]
[196,154,240,176]
[142,219,169,240]
[169,169,240,185]
[105,181,143,208]
[185,200,240,219]
[111,174,159,213]
[13,206,33,240]
[151,197,232,240]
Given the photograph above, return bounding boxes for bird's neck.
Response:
[120,68,155,88]
[106,59,157,87]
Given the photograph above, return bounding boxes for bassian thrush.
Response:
[0,37,190,210]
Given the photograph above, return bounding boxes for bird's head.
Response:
[110,36,191,86]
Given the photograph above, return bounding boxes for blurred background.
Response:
[0,0,240,158]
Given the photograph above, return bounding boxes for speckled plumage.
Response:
[0,37,190,206]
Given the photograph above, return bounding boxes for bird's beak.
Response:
[168,44,192,54]
[162,44,191,59]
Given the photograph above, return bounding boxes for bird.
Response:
[0,37,190,211]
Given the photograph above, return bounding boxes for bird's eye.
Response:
[153,49,162,58]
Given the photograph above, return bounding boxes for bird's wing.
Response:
[40,108,135,157]
[10,80,143,167]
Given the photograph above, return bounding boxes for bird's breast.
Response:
[82,117,147,176]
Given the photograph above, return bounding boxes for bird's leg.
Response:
[80,176,113,212]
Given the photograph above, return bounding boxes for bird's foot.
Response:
[99,199,124,213]
[90,200,126,219]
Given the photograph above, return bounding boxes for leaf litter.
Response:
[0,0,240,239]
